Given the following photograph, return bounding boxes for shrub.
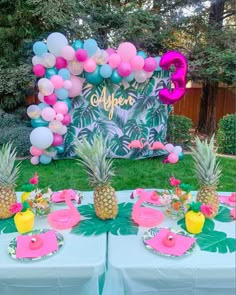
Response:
[216,114,236,155]
[167,115,192,147]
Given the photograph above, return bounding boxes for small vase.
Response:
[14,210,35,234]
[165,203,188,220]
[34,202,52,217]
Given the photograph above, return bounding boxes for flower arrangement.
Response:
[157,175,193,219]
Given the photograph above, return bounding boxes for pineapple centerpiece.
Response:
[74,135,118,220]
[0,143,21,219]
[191,135,222,218]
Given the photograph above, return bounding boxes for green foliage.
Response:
[0,217,17,234]
[167,114,192,147]
[216,114,236,155]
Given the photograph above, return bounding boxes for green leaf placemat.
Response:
[0,217,17,234]
[72,202,139,236]
[214,206,234,222]
[177,218,215,233]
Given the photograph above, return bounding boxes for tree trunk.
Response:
[197,80,218,135]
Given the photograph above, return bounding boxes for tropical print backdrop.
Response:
[61,69,172,160]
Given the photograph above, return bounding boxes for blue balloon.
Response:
[58,69,70,80]
[84,38,98,57]
[110,69,122,84]
[33,41,47,56]
[124,72,134,82]
[39,154,52,165]
[46,67,58,79]
[178,152,184,160]
[72,40,84,50]
[55,88,69,100]
[137,50,147,59]
[31,118,49,128]
[85,66,104,85]
[38,103,49,109]
[100,64,112,78]
[154,56,161,71]
[59,98,72,112]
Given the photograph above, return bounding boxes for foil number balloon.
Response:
[159,51,187,104]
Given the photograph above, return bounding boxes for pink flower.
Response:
[230,208,236,219]
[200,204,213,217]
[169,176,181,187]
[29,173,39,185]
[10,202,23,214]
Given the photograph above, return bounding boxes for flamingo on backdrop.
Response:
[48,189,81,229]
[149,141,165,150]
[128,138,146,149]
[130,188,165,227]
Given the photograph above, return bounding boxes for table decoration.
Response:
[8,229,64,261]
[219,193,236,207]
[51,189,83,203]
[143,227,196,257]
[230,208,236,219]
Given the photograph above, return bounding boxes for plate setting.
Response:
[143,227,196,257]
[8,228,64,261]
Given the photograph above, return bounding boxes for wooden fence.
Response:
[173,86,236,126]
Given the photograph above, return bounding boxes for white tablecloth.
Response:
[103,191,236,295]
[0,192,106,295]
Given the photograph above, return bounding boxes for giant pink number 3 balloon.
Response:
[159,51,188,104]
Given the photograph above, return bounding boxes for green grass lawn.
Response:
[16,155,236,192]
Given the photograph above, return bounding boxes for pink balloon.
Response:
[108,53,121,68]
[56,113,64,121]
[75,49,88,62]
[53,101,68,115]
[63,80,72,89]
[117,62,132,77]
[55,57,67,69]
[130,56,144,71]
[50,75,64,89]
[159,51,188,104]
[44,93,57,105]
[83,58,96,72]
[106,48,116,56]
[30,156,39,165]
[33,64,46,76]
[168,153,179,164]
[117,42,137,62]
[61,45,75,61]
[52,134,63,146]
[143,57,157,72]
[62,113,72,125]
[30,146,44,156]
[68,75,83,97]
[41,107,56,121]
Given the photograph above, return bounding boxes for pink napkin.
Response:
[230,208,236,219]
[16,230,58,259]
[219,193,236,207]
[52,189,76,203]
[145,228,196,256]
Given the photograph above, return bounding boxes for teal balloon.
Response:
[31,118,49,128]
[154,56,161,71]
[111,69,122,84]
[178,152,184,160]
[124,72,134,82]
[72,40,84,50]
[84,38,98,57]
[60,98,72,112]
[85,66,104,85]
[137,51,147,59]
[46,67,58,79]
[39,154,52,165]
[33,41,47,56]
[56,145,65,154]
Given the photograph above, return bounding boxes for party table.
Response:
[0,192,106,295]
[102,190,236,295]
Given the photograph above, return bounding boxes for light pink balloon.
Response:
[106,48,116,56]
[52,134,63,146]
[44,93,57,105]
[53,101,68,115]
[83,58,96,72]
[168,152,179,164]
[56,113,64,121]
[130,56,144,71]
[31,156,39,165]
[33,64,46,76]
[117,42,137,62]
[75,49,88,62]
[108,53,121,68]
[50,75,64,89]
[41,107,56,121]
[30,146,44,156]
[62,114,72,125]
[165,143,174,153]
[61,45,75,61]
[143,57,157,72]
[117,62,132,77]
[68,75,83,98]
[55,57,67,69]
[63,80,72,89]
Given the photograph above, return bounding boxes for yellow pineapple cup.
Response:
[10,202,35,234]
[185,202,205,234]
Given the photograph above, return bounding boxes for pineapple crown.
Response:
[0,142,21,187]
[190,135,222,187]
[74,135,114,187]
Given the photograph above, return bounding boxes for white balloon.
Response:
[30,127,53,149]
[38,78,54,96]
[134,70,147,83]
[57,125,67,135]
[32,55,43,65]
[68,60,84,75]
[42,53,56,68]
[146,71,154,78]
[46,32,68,56]
[38,92,45,102]
[49,120,63,134]
[165,143,174,153]
[27,105,41,119]
[173,145,183,155]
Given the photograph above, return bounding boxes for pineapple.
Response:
[191,135,221,218]
[0,143,21,219]
[74,135,118,220]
